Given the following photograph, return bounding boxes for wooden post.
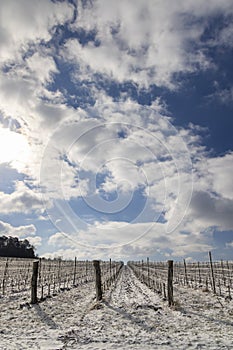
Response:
[194,264,197,288]
[209,251,216,294]
[198,261,201,284]
[218,280,221,296]
[110,258,112,281]
[58,259,61,290]
[183,259,188,286]
[141,260,144,282]
[73,257,77,286]
[163,282,166,299]
[38,257,42,286]
[226,261,232,299]
[2,258,9,295]
[147,257,150,287]
[93,260,102,301]
[31,260,39,304]
[48,261,51,296]
[85,260,88,282]
[167,260,174,306]
[221,260,226,286]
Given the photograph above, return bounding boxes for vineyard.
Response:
[0,255,233,349]
[0,257,123,302]
[129,253,233,306]
[1,253,232,305]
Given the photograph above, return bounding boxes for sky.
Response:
[0,0,233,262]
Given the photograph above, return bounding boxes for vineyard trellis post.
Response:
[141,260,144,282]
[85,260,88,282]
[198,261,201,284]
[183,259,188,286]
[2,258,9,295]
[58,259,61,290]
[163,282,166,299]
[226,261,231,299]
[209,251,216,294]
[167,260,174,306]
[221,260,225,286]
[31,260,39,304]
[147,257,150,287]
[110,258,112,281]
[38,257,42,286]
[93,260,102,301]
[73,257,77,286]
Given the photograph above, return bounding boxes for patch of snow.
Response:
[0,266,232,349]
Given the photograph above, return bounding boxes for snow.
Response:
[0,265,232,349]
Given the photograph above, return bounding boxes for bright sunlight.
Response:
[0,127,30,168]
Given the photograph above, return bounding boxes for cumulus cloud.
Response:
[45,218,214,260]
[24,235,42,248]
[65,0,233,88]
[0,0,73,65]
[26,53,59,86]
[48,231,74,248]
[38,103,194,239]
[0,181,43,214]
[0,0,232,261]
[0,220,36,237]
[189,191,233,231]
[42,149,233,259]
[0,1,75,177]
[0,219,40,249]
[206,153,233,200]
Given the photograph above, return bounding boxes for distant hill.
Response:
[0,236,35,258]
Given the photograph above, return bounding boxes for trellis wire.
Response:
[129,256,233,302]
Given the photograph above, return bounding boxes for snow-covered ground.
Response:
[0,265,232,350]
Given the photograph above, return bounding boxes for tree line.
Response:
[0,236,35,258]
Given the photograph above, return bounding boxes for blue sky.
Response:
[0,0,232,262]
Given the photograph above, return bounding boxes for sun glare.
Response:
[0,127,30,167]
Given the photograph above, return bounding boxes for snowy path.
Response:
[61,266,164,349]
[0,265,233,349]
[61,266,233,350]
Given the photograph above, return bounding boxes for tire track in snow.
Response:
[108,265,162,312]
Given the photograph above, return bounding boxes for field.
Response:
[0,259,233,349]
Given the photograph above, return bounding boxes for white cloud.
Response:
[218,23,233,48]
[0,181,43,214]
[206,153,233,200]
[26,53,58,85]
[0,219,40,250]
[0,96,231,260]
[211,87,233,105]
[189,190,233,231]
[0,220,36,237]
[39,103,194,239]
[0,0,73,65]
[0,126,31,171]
[0,1,75,173]
[48,232,75,248]
[65,0,233,88]
[226,241,233,248]
[0,0,232,261]
[45,218,214,260]
[25,235,42,248]
[43,144,233,259]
